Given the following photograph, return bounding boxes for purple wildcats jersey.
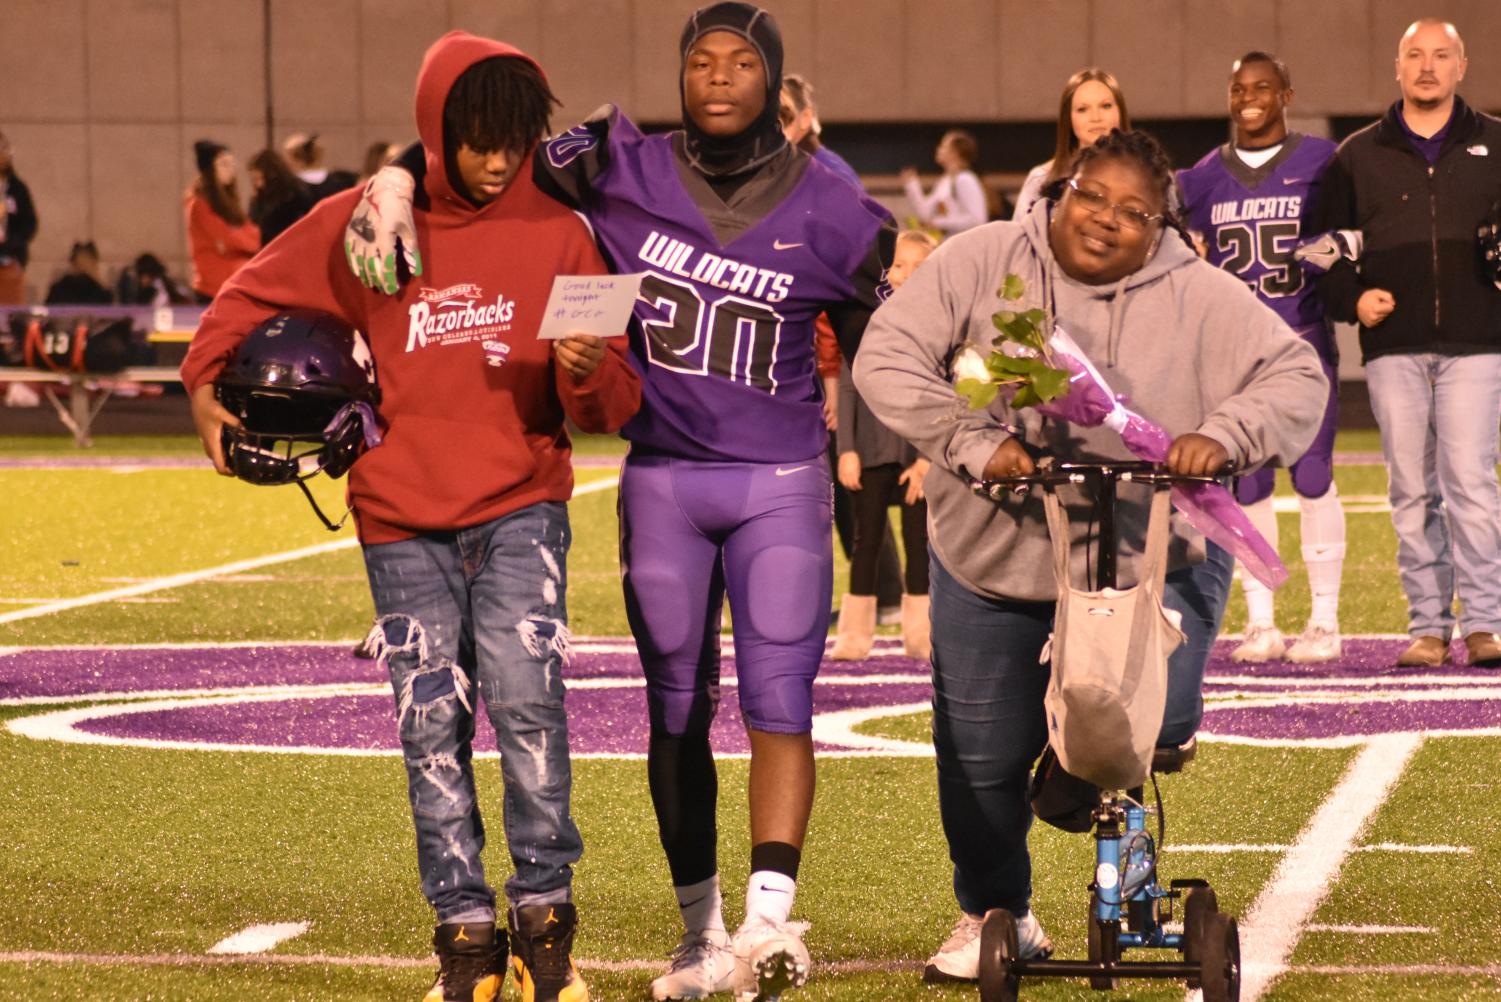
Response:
[540,108,891,464]
[1177,134,1337,330]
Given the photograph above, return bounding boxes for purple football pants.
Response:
[1236,323,1340,504]
[619,451,834,735]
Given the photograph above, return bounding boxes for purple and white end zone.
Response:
[3,637,1500,756]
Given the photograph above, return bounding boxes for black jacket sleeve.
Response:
[1307,152,1363,324]
[0,174,39,267]
[823,221,896,363]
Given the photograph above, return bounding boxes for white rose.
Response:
[951,344,992,384]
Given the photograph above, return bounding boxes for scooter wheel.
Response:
[1198,911,1241,1002]
[1182,885,1219,989]
[978,908,1021,1002]
[1086,893,1118,991]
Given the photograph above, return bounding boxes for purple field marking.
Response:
[5,638,1500,752]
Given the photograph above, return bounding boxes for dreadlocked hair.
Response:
[442,56,559,162]
[1043,128,1194,247]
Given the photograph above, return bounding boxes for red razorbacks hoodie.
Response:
[181,32,640,543]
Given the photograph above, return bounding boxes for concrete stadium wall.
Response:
[3,0,1499,298]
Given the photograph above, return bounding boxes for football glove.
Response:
[344,165,421,294]
[1293,229,1364,273]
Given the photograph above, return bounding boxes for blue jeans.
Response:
[1366,353,1501,638]
[928,542,1232,917]
[362,502,581,924]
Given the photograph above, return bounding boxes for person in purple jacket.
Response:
[342,6,893,999]
[1178,51,1347,665]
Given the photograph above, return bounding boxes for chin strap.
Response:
[296,478,355,532]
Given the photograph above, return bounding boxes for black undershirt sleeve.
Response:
[824,222,897,362]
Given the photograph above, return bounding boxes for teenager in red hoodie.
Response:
[181,33,639,1002]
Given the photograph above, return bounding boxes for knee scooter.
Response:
[972,461,1241,1002]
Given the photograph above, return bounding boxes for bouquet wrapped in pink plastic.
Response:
[952,273,1287,589]
[1037,327,1286,589]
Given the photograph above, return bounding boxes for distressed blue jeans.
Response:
[928,542,1232,917]
[362,502,581,924]
[1365,352,1501,639]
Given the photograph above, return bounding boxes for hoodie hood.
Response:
[414,31,545,209]
[1016,195,1199,368]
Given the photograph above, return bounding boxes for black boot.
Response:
[424,921,505,1002]
[509,903,588,1001]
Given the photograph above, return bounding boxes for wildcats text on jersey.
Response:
[1209,195,1304,225]
[637,230,794,304]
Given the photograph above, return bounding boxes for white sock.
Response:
[1239,496,1278,626]
[1299,485,1346,628]
[675,874,726,938]
[744,870,797,925]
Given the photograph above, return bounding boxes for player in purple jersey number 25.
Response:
[1177,52,1347,664]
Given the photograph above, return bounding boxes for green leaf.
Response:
[1012,384,1042,409]
[1000,273,1026,301]
[955,378,1000,409]
[1022,308,1047,328]
[1030,365,1072,402]
[989,354,1044,377]
[996,315,1046,352]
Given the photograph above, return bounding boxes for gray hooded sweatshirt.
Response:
[853,199,1328,602]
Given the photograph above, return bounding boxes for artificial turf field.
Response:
[2,430,1499,1002]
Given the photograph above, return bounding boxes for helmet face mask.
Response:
[216,313,381,489]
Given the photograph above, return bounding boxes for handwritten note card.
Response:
[535,273,645,340]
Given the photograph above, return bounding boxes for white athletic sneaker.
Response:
[922,911,1052,983]
[652,931,735,1001]
[1286,622,1342,663]
[1014,911,1054,960]
[730,916,810,1002]
[922,912,984,983]
[1231,623,1286,663]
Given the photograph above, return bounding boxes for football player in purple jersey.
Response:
[1178,52,1347,664]
[341,5,894,999]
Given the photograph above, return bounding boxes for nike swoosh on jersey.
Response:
[775,465,811,476]
[772,239,804,250]
[1281,177,1304,185]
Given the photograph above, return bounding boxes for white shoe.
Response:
[731,916,810,1002]
[1286,623,1342,663]
[1231,623,1286,662]
[1014,911,1054,960]
[922,912,984,983]
[922,911,1052,984]
[652,930,735,1000]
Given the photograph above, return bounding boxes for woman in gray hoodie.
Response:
[854,130,1327,983]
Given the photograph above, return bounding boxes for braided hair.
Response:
[1042,128,1194,248]
[442,55,559,162]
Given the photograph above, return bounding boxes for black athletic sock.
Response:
[647,728,719,886]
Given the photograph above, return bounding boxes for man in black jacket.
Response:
[1312,18,1501,668]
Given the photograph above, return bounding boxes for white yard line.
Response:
[0,477,619,626]
[1222,732,1424,1002]
[2,949,1496,980]
[1304,924,1434,935]
[207,922,311,955]
[1171,843,1469,855]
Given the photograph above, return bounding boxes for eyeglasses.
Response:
[1066,179,1162,231]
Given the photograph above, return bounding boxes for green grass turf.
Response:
[3,429,1491,1001]
[0,706,1379,1001]
[0,449,1411,646]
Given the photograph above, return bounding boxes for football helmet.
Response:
[216,312,381,526]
